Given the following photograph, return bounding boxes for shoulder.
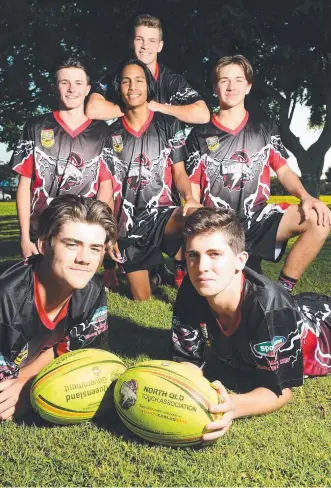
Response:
[89,119,109,132]
[71,274,104,311]
[247,112,277,135]
[0,259,35,314]
[22,112,54,130]
[159,64,181,80]
[108,118,124,133]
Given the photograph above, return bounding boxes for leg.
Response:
[276,205,330,279]
[127,270,151,301]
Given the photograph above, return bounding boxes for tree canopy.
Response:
[1,0,331,195]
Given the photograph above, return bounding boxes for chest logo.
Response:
[14,345,28,366]
[41,129,55,148]
[112,134,123,153]
[206,136,220,152]
[253,336,287,358]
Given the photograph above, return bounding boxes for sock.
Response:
[174,260,187,288]
[278,271,297,293]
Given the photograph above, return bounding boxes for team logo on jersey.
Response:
[127,153,152,192]
[253,336,287,358]
[221,150,255,191]
[57,152,85,191]
[206,136,220,152]
[14,345,28,366]
[41,129,55,148]
[112,135,123,153]
[171,130,186,149]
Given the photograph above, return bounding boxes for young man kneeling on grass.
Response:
[0,195,117,421]
[172,207,331,443]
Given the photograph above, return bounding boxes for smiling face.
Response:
[39,221,106,291]
[55,67,91,110]
[214,63,252,110]
[185,231,247,298]
[120,63,148,109]
[133,25,163,71]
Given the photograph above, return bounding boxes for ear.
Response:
[245,82,252,95]
[85,84,91,97]
[236,251,248,271]
[157,40,164,53]
[37,238,48,256]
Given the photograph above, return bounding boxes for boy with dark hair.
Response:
[11,58,113,258]
[186,55,331,293]
[172,207,331,443]
[104,59,201,300]
[0,195,117,421]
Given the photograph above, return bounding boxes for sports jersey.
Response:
[172,268,331,395]
[11,112,111,237]
[0,256,108,382]
[93,63,202,107]
[104,111,187,240]
[186,112,289,220]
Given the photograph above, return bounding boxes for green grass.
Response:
[0,201,331,487]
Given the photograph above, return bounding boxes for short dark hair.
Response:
[37,195,117,245]
[183,207,245,255]
[212,55,253,86]
[133,14,163,40]
[112,59,156,109]
[54,58,90,84]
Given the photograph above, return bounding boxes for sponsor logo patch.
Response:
[112,134,123,153]
[41,129,55,148]
[206,136,219,152]
[14,346,28,366]
[253,336,287,357]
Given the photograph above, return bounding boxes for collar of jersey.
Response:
[212,110,249,136]
[153,63,160,81]
[53,111,93,138]
[34,273,71,330]
[122,110,154,138]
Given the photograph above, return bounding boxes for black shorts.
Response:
[243,203,290,262]
[118,207,182,273]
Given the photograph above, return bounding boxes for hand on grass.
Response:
[202,380,234,445]
[0,377,31,421]
[300,197,331,226]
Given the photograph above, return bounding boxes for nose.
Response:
[198,254,209,273]
[226,80,235,91]
[75,246,90,264]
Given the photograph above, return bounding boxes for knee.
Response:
[306,210,330,238]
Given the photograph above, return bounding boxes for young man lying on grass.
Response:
[172,207,331,444]
[0,195,117,421]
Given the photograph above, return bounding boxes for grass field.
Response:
[0,199,331,487]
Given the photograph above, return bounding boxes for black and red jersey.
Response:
[93,63,202,106]
[0,256,107,382]
[172,268,331,395]
[11,112,111,236]
[186,112,289,219]
[104,111,187,238]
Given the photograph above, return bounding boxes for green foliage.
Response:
[0,202,331,486]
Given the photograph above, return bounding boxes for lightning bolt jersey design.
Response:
[172,267,331,395]
[10,112,112,237]
[0,256,107,382]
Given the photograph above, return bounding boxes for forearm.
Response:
[86,95,124,120]
[173,170,193,201]
[18,348,55,380]
[16,176,32,241]
[191,182,201,202]
[154,101,210,124]
[230,387,292,419]
[97,179,113,205]
[276,166,310,200]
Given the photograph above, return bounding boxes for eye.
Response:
[66,242,77,249]
[209,252,222,258]
[91,247,101,253]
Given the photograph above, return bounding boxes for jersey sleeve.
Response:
[168,117,188,164]
[185,128,203,184]
[168,73,202,106]
[91,73,114,100]
[172,278,205,366]
[268,121,289,172]
[250,305,304,394]
[10,122,34,178]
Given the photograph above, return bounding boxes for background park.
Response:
[1,1,331,486]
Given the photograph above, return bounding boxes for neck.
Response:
[206,271,243,320]
[147,60,158,78]
[57,105,88,130]
[124,104,150,131]
[216,105,246,130]
[35,261,73,315]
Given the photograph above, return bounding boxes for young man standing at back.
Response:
[11,59,112,258]
[0,195,117,421]
[186,55,331,292]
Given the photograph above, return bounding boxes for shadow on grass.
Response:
[108,315,171,361]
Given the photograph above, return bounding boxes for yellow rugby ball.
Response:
[114,360,221,446]
[30,349,126,424]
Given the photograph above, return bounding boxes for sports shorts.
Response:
[242,202,290,262]
[118,207,182,273]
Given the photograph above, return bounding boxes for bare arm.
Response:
[191,182,201,202]
[85,93,124,120]
[172,161,201,215]
[0,347,55,420]
[16,175,38,257]
[276,165,331,225]
[148,100,210,124]
[96,179,113,206]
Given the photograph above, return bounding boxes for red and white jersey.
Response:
[186,112,289,220]
[11,112,111,236]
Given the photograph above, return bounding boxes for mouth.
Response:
[69,268,92,273]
